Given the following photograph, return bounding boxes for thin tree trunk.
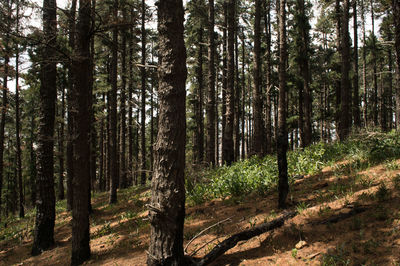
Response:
[128,6,134,185]
[140,0,147,185]
[109,0,118,204]
[339,0,351,140]
[147,0,187,263]
[58,84,65,200]
[120,7,127,189]
[31,0,57,255]
[353,0,361,128]
[371,0,378,127]
[362,0,368,127]
[394,0,400,130]
[194,28,204,164]
[335,0,341,137]
[222,0,235,166]
[264,0,272,154]
[0,0,10,218]
[298,0,312,147]
[15,0,24,218]
[221,3,227,162]
[206,0,216,167]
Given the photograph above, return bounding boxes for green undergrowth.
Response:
[186,131,400,205]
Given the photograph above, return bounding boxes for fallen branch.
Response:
[184,217,232,254]
[193,210,297,266]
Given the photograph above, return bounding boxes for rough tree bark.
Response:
[194,28,204,164]
[147,0,187,264]
[31,0,57,255]
[222,0,235,166]
[206,0,216,167]
[394,0,400,130]
[140,0,147,185]
[109,0,118,204]
[119,7,127,189]
[71,0,92,263]
[252,0,265,157]
[0,0,10,218]
[277,0,288,209]
[66,0,77,212]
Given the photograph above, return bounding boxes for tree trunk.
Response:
[66,0,77,212]
[147,0,187,264]
[71,0,92,263]
[353,0,361,128]
[0,0,10,218]
[252,0,264,157]
[206,0,216,167]
[371,0,378,127]
[109,0,118,204]
[264,0,272,154]
[30,113,37,207]
[221,2,227,163]
[335,0,341,137]
[298,0,312,147]
[277,0,288,209]
[58,83,65,201]
[194,28,204,164]
[394,0,400,130]
[140,0,147,185]
[128,6,134,185]
[31,0,57,255]
[361,0,368,127]
[15,0,24,218]
[338,0,351,140]
[222,0,235,166]
[119,7,127,189]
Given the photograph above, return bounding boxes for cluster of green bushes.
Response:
[186,131,400,205]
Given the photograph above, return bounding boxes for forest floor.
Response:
[1,158,400,265]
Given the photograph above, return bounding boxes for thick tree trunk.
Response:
[109,0,118,204]
[140,0,147,185]
[147,0,187,264]
[31,0,57,255]
[66,0,77,212]
[252,0,264,157]
[206,0,216,167]
[338,0,351,140]
[222,0,235,166]
[71,0,92,263]
[277,0,288,209]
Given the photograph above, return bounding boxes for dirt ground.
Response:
[1,159,400,265]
